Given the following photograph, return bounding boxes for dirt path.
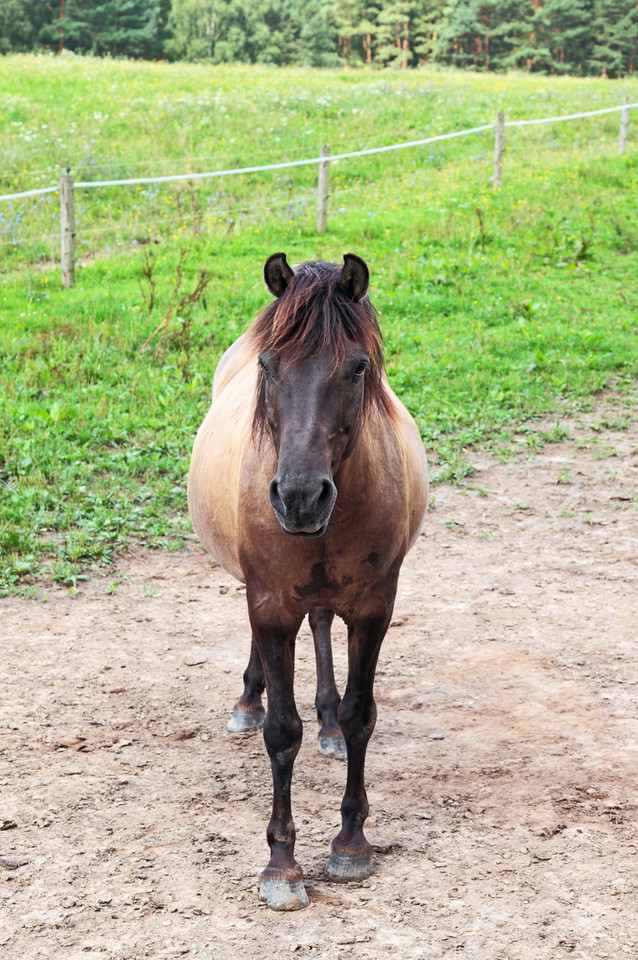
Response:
[1,401,637,960]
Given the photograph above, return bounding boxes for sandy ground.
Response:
[1,399,637,960]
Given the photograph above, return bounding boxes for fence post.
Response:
[493,110,505,187]
[316,145,330,233]
[618,100,630,155]
[60,170,76,287]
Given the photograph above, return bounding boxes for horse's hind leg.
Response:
[309,607,346,760]
[227,634,266,733]
[328,588,395,883]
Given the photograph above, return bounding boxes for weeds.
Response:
[138,246,158,314]
[138,581,158,598]
[474,206,488,252]
[540,422,570,443]
[138,248,211,379]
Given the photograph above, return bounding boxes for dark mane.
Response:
[249,260,395,440]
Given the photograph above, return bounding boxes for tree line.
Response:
[2,1,637,76]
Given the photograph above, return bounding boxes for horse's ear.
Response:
[338,253,369,302]
[264,252,294,298]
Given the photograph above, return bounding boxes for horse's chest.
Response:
[290,545,386,608]
[292,560,353,602]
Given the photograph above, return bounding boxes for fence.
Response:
[0,101,634,288]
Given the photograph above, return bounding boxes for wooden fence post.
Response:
[60,170,76,287]
[618,100,630,155]
[493,110,505,187]
[316,145,330,233]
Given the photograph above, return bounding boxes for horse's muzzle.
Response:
[269,475,337,537]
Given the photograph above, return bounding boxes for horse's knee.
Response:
[263,712,303,758]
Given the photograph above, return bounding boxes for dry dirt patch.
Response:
[1,402,637,959]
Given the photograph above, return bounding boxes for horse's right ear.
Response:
[264,252,294,298]
[338,253,369,302]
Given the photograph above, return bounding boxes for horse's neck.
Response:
[336,408,400,498]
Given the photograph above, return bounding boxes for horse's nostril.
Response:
[269,478,286,516]
[316,479,334,513]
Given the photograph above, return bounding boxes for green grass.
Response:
[1,55,637,593]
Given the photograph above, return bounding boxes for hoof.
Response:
[327,848,373,883]
[227,706,265,734]
[259,876,309,911]
[318,734,347,760]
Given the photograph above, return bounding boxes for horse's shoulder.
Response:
[367,389,429,549]
[212,333,257,401]
[376,385,425,464]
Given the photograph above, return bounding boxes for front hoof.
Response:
[227,706,265,734]
[259,876,309,911]
[318,734,347,760]
[327,848,373,882]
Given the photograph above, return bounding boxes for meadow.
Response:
[1,54,637,594]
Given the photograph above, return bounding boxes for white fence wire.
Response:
[1,103,635,204]
[1,100,634,284]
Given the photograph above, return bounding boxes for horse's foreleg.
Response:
[328,596,395,882]
[249,595,307,911]
[309,607,346,760]
[227,634,266,733]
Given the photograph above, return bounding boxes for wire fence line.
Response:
[503,104,636,127]
[0,123,496,201]
[0,184,59,202]
[1,101,634,283]
[2,103,635,204]
[0,127,405,187]
[2,126,620,257]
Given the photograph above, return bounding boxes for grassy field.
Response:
[1,55,637,594]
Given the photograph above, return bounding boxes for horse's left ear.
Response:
[338,253,369,302]
[264,252,294,298]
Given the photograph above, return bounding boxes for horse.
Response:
[187,252,428,911]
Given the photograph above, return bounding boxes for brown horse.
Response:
[188,253,428,911]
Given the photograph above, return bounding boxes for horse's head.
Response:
[251,253,392,538]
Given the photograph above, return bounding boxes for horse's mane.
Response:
[249,260,395,440]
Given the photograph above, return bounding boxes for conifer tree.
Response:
[38,0,162,56]
[545,0,593,74]
[482,0,530,72]
[435,0,484,69]
[0,0,51,52]
[329,0,364,64]
[526,0,593,74]
[110,0,160,58]
[375,0,413,67]
[251,0,301,65]
[301,0,340,67]
[412,0,444,66]
[39,0,93,52]
[590,0,638,76]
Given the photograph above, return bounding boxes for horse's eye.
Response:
[352,361,368,380]
[258,359,272,382]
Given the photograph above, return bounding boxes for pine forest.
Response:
[1,0,637,77]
